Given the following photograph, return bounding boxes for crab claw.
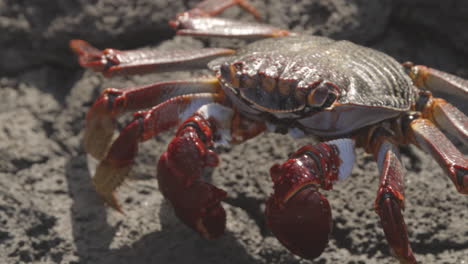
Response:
[266,187,331,259]
[265,153,333,260]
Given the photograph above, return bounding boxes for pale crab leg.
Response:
[421,96,468,146]
[157,103,266,239]
[409,118,468,194]
[404,62,468,98]
[373,139,416,264]
[171,17,292,39]
[83,77,222,160]
[174,0,262,20]
[70,39,235,77]
[169,0,292,39]
[92,93,226,212]
[404,62,468,145]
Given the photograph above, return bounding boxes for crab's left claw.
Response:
[266,186,332,259]
[265,156,332,260]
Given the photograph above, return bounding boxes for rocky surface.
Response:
[0,0,467,263]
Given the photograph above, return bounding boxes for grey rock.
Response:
[0,0,467,263]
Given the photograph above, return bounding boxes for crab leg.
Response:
[169,0,291,39]
[70,39,235,77]
[174,0,262,20]
[409,118,468,194]
[265,139,355,260]
[92,93,225,211]
[404,62,468,98]
[373,139,416,264]
[171,17,292,39]
[157,103,266,239]
[420,97,468,146]
[83,77,222,160]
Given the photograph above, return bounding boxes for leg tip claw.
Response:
[70,39,108,71]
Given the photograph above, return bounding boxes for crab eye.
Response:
[307,82,339,108]
[220,63,234,83]
[221,62,243,88]
[307,84,328,107]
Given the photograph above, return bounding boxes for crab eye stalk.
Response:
[220,63,233,83]
[307,84,329,107]
[307,82,340,108]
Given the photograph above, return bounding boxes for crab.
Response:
[69,0,468,263]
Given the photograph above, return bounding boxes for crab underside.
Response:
[70,0,468,263]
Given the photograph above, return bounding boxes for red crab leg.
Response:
[265,138,355,260]
[404,62,468,98]
[373,139,416,264]
[83,77,221,160]
[157,104,266,239]
[70,39,235,77]
[92,93,225,212]
[420,96,468,146]
[409,118,468,194]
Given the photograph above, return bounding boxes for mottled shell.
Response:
[208,35,416,136]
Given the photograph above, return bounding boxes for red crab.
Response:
[70,0,467,263]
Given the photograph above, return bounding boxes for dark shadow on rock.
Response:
[64,156,117,263]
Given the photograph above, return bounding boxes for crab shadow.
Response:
[64,154,257,264]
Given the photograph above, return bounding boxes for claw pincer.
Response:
[266,141,350,259]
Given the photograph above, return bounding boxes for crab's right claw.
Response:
[265,159,332,260]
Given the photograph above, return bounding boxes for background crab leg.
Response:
[418,95,468,146]
[169,0,291,39]
[84,77,222,160]
[157,103,266,239]
[373,139,416,264]
[92,93,225,211]
[171,17,292,39]
[404,62,468,98]
[70,39,235,77]
[409,118,468,194]
[174,0,262,20]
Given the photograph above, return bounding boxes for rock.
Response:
[0,0,467,263]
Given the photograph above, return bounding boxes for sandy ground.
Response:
[0,0,467,263]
